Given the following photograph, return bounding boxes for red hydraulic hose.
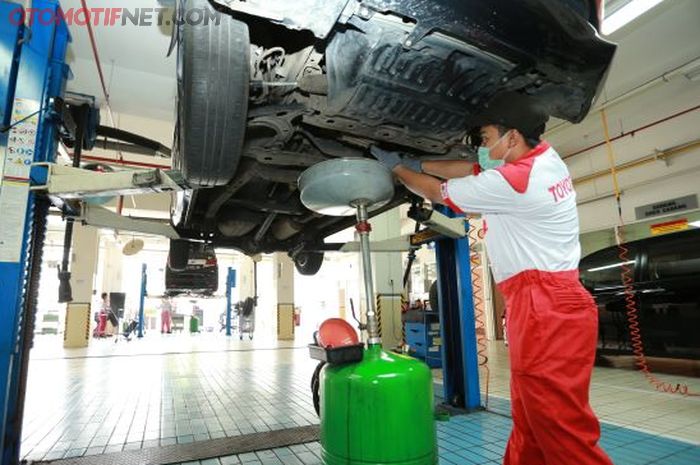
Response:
[616,233,697,396]
[80,0,131,210]
[79,0,110,104]
[600,109,698,397]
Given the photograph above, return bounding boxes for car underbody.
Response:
[171,0,615,268]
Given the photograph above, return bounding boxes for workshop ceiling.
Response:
[64,0,176,121]
[548,0,700,154]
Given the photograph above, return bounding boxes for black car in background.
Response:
[580,229,700,359]
[165,242,219,296]
[170,0,615,276]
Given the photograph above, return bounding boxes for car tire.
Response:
[174,0,250,187]
[294,252,324,276]
[169,239,190,271]
[170,190,192,229]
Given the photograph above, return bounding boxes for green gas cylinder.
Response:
[320,344,437,465]
[189,316,199,333]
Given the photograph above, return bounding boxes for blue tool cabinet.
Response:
[406,312,443,368]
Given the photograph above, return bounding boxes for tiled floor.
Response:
[167,414,700,465]
[21,334,700,464]
[471,343,700,445]
[21,335,317,461]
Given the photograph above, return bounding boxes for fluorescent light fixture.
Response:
[601,0,666,35]
[587,260,635,272]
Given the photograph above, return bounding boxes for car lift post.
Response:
[433,206,481,410]
[0,2,70,463]
[225,267,237,336]
[138,263,147,338]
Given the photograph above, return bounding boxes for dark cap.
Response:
[470,92,549,137]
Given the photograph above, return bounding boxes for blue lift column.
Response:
[138,264,147,338]
[225,267,237,336]
[0,1,70,462]
[434,206,481,411]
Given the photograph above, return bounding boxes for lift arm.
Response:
[29,163,186,239]
[75,204,180,239]
[30,162,188,198]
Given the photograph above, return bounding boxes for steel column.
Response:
[225,267,236,336]
[137,264,147,338]
[0,2,70,462]
[434,206,481,411]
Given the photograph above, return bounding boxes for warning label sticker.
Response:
[0,98,40,263]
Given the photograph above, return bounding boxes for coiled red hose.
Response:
[468,217,491,407]
[616,227,698,397]
[599,109,697,397]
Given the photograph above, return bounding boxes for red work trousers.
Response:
[498,270,613,465]
[96,312,107,336]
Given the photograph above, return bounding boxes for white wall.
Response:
[547,0,700,234]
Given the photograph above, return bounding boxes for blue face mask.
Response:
[478,130,511,170]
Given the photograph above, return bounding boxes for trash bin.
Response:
[189,315,200,333]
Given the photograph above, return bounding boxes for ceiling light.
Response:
[601,0,666,35]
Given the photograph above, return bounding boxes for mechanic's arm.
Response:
[421,160,475,179]
[393,166,445,205]
[369,146,474,180]
[395,164,517,215]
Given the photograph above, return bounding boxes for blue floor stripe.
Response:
[436,412,700,465]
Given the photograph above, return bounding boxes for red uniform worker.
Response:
[370,95,613,465]
[161,297,173,334]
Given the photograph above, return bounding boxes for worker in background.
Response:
[94,292,110,338]
[370,93,613,465]
[160,296,173,334]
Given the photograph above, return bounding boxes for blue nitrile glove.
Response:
[370,146,402,170]
[401,156,422,173]
[370,146,422,172]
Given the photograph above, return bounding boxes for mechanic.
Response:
[370,94,613,465]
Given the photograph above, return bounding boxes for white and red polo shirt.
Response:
[440,142,580,283]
